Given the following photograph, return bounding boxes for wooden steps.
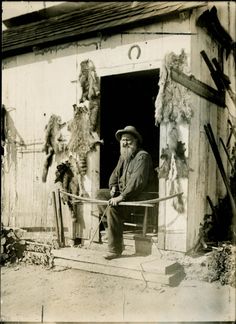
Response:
[52,247,185,287]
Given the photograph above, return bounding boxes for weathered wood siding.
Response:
[2,14,192,247]
[187,3,236,250]
[2,51,77,240]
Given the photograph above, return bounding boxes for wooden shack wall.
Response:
[2,52,78,242]
[187,2,236,251]
[3,5,234,252]
[2,12,193,248]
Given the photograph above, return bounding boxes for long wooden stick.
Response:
[86,205,109,249]
[219,137,234,169]
[57,189,65,247]
[52,191,60,245]
[227,119,236,145]
[171,68,225,107]
[204,124,236,225]
[59,190,183,207]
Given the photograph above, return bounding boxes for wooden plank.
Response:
[157,123,168,250]
[52,191,60,245]
[204,13,219,208]
[141,260,183,275]
[171,68,225,107]
[187,11,206,250]
[205,124,236,224]
[53,257,184,287]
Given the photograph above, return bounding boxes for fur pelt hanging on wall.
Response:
[42,60,103,220]
[67,103,103,176]
[155,49,193,125]
[42,114,66,182]
[79,59,100,132]
[167,154,185,214]
[67,59,102,178]
[157,125,190,179]
[154,50,193,213]
[156,124,191,213]
[55,159,81,217]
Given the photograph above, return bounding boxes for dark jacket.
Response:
[109,149,155,201]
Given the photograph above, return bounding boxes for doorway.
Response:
[100,69,160,189]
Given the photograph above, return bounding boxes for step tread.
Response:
[53,257,185,286]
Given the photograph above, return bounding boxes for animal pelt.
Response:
[168,154,185,213]
[67,103,91,155]
[175,141,190,178]
[67,103,103,175]
[55,160,80,215]
[158,128,189,213]
[2,105,26,172]
[55,157,89,216]
[79,59,100,132]
[157,141,189,179]
[89,98,100,132]
[155,49,193,125]
[156,146,172,179]
[67,103,102,153]
[169,178,185,213]
[42,114,66,182]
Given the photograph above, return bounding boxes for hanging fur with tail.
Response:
[79,59,100,132]
[42,114,66,182]
[168,154,185,213]
[155,49,193,125]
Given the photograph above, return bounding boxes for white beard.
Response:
[120,146,136,160]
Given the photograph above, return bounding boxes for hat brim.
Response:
[115,129,142,143]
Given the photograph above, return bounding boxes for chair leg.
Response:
[142,207,148,237]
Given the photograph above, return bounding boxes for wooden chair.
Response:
[123,192,159,237]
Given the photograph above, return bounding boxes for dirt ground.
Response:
[1,254,235,323]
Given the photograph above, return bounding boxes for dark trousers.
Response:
[96,189,130,254]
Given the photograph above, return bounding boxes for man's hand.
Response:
[110,186,117,198]
[108,195,123,206]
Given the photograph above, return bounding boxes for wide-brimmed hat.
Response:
[115,125,142,143]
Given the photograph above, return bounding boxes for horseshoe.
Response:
[128,45,141,60]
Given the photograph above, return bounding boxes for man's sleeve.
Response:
[121,153,152,200]
[108,157,122,190]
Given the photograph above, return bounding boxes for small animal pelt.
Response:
[155,49,193,124]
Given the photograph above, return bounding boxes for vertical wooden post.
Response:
[57,189,65,247]
[52,191,60,246]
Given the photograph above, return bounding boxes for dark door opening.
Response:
[100,69,160,190]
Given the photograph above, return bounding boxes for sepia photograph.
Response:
[1,1,236,322]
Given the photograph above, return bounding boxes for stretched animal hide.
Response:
[67,104,91,155]
[42,114,66,182]
[155,49,193,124]
[157,125,190,213]
[175,141,190,178]
[156,146,172,179]
[67,103,103,174]
[158,125,190,180]
[56,59,102,209]
[168,154,185,213]
[79,59,100,132]
[55,160,79,217]
[55,157,89,217]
